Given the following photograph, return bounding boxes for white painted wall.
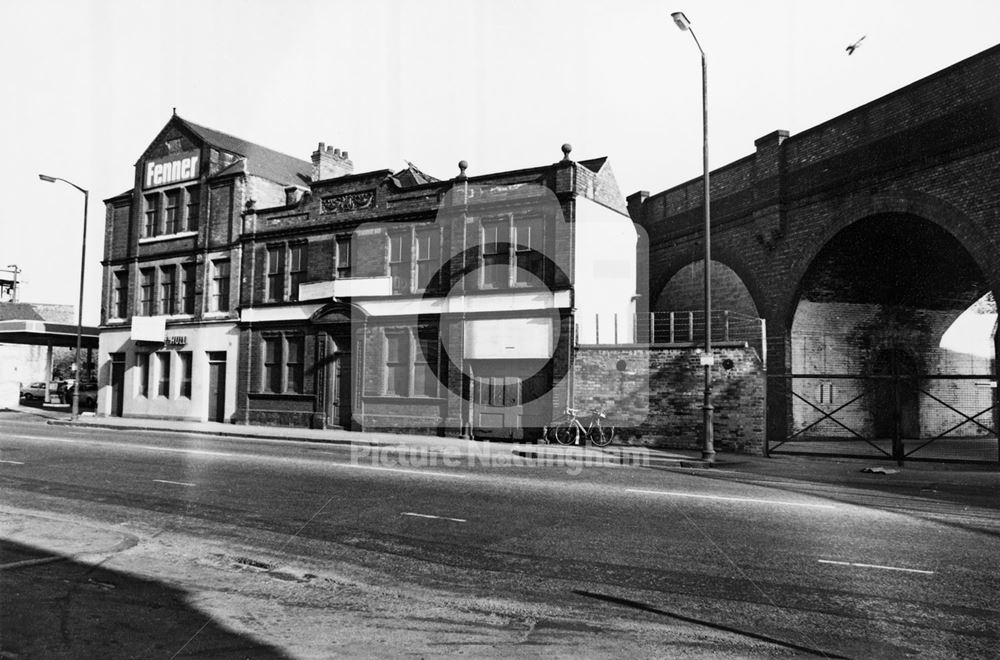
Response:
[573,198,637,344]
[97,323,240,422]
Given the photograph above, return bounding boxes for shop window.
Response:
[136,353,149,397]
[336,235,351,278]
[289,243,307,301]
[164,190,180,234]
[179,352,192,398]
[157,353,171,397]
[415,228,440,291]
[139,268,154,316]
[266,245,285,302]
[186,185,200,231]
[113,270,128,319]
[160,265,176,315]
[181,263,196,314]
[211,259,230,311]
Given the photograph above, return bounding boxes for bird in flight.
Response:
[846,35,866,55]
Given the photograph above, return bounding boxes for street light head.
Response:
[671,11,691,31]
[38,174,58,183]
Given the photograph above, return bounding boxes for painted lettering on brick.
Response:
[144,153,200,189]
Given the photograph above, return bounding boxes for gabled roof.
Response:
[389,161,440,188]
[176,116,313,187]
[578,157,608,173]
[0,303,44,322]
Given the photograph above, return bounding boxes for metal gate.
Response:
[768,372,999,464]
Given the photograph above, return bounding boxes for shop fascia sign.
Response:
[144,150,200,189]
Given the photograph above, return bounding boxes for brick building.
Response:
[98,113,312,421]
[98,116,638,439]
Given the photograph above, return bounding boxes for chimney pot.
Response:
[342,150,348,159]
[334,148,341,157]
[318,142,325,152]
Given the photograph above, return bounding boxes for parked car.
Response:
[65,381,98,408]
[19,382,48,400]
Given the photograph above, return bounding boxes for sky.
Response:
[2,0,999,325]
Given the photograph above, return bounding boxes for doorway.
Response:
[207,351,227,423]
[110,353,125,417]
[325,341,352,428]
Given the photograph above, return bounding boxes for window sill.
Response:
[139,231,198,244]
[248,392,314,401]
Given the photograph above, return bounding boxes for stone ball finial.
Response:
[561,143,573,161]
[457,160,468,181]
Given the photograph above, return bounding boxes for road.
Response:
[1,413,998,658]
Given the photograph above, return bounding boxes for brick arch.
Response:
[777,190,998,330]
[649,242,766,319]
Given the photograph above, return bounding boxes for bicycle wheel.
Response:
[590,423,613,447]
[553,422,577,445]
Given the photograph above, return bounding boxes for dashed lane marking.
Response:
[401,512,467,523]
[817,559,935,575]
[153,479,196,487]
[625,488,837,510]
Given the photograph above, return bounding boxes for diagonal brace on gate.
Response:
[899,381,996,457]
[775,391,891,457]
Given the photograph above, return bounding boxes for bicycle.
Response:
[544,407,614,447]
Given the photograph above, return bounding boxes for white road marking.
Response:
[0,459,24,465]
[626,488,837,510]
[153,479,196,487]
[343,464,469,479]
[402,512,467,523]
[818,559,935,575]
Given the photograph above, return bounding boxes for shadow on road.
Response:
[0,539,289,659]
[572,589,846,659]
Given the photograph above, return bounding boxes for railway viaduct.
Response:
[628,44,1000,459]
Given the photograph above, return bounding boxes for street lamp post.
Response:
[38,174,89,421]
[671,11,715,462]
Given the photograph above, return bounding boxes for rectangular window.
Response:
[285,335,304,393]
[143,194,159,238]
[139,268,154,316]
[266,246,285,302]
[211,259,230,311]
[263,336,281,393]
[415,228,440,291]
[481,221,509,288]
[388,233,410,294]
[164,190,180,235]
[289,244,307,301]
[113,270,128,318]
[185,185,200,231]
[181,263,196,314]
[413,336,438,397]
[136,353,149,397]
[514,216,543,285]
[179,351,192,398]
[336,236,351,278]
[384,331,409,395]
[160,266,176,315]
[157,353,170,397]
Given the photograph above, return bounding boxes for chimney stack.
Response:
[312,142,354,181]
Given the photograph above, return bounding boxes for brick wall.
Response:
[573,345,765,455]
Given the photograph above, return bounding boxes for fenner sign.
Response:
[144,152,200,189]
